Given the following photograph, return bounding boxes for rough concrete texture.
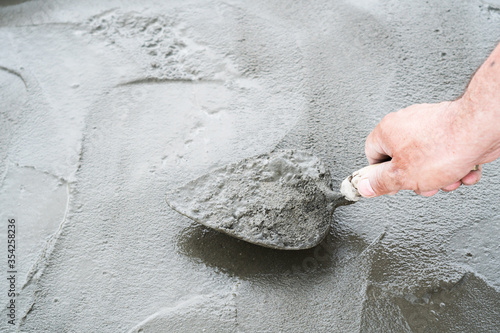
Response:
[1,0,499,332]
[167,150,346,250]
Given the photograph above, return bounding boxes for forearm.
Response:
[455,42,500,164]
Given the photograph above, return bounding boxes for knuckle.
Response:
[371,163,403,195]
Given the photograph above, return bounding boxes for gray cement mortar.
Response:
[1,0,499,332]
[167,150,350,250]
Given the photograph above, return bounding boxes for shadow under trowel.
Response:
[176,222,367,279]
[0,0,31,6]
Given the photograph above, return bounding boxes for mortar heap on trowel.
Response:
[166,150,374,250]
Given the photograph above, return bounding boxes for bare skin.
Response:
[358,42,500,198]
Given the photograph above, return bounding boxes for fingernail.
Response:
[357,178,376,198]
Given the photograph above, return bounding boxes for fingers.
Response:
[365,139,390,164]
[364,122,392,165]
[424,166,482,195]
[461,166,482,185]
[441,180,462,192]
[357,161,402,198]
[357,164,483,198]
[357,178,376,198]
[413,169,481,196]
[419,189,439,197]
[416,182,457,196]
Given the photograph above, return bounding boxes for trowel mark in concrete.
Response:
[449,213,500,290]
[0,164,71,328]
[1,24,115,181]
[113,79,234,169]
[0,65,28,184]
[0,66,26,88]
[394,273,500,332]
[0,65,28,125]
[5,164,71,291]
[127,293,237,333]
[0,0,66,26]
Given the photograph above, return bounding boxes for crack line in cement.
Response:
[356,230,388,264]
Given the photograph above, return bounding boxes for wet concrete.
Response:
[167,150,347,250]
[1,0,499,332]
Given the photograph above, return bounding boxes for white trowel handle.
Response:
[340,164,380,202]
[340,163,481,202]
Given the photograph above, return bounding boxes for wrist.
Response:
[450,95,500,165]
[456,43,500,164]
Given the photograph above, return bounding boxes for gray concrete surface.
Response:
[1,0,499,332]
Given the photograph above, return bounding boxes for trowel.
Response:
[166,150,374,250]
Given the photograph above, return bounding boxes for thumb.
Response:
[356,162,402,198]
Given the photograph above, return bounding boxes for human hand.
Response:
[357,100,484,197]
[356,43,500,198]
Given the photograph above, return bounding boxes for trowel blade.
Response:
[166,150,339,250]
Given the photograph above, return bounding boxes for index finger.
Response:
[365,129,392,165]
